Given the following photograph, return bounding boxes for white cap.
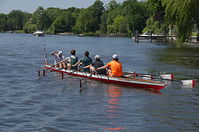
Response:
[112,54,118,59]
[58,50,62,55]
[95,55,100,59]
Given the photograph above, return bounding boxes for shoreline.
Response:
[1,32,199,47]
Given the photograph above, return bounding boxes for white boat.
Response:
[33,30,44,37]
[132,32,164,40]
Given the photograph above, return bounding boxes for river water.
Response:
[0,33,199,132]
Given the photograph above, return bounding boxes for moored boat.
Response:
[33,30,45,37]
[43,64,166,91]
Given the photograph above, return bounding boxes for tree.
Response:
[143,17,167,34]
[6,10,31,31]
[49,14,67,34]
[113,16,128,33]
[0,13,7,32]
[44,8,62,30]
[73,0,104,34]
[107,0,118,11]
[163,0,199,42]
[121,0,149,33]
[73,8,94,33]
[148,0,165,22]
[65,7,80,32]
[90,0,105,32]
[107,6,122,26]
[100,13,108,33]
[144,0,168,35]
[23,21,37,33]
[32,7,47,30]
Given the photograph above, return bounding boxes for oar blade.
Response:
[142,75,153,80]
[181,80,196,88]
[160,74,174,80]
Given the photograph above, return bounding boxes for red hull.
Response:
[44,65,166,91]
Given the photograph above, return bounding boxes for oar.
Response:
[124,72,174,80]
[37,62,64,79]
[159,77,196,88]
[124,72,196,87]
[79,69,96,92]
[180,80,196,87]
[43,48,48,64]
[43,57,69,72]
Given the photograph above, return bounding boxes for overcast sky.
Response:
[0,0,128,14]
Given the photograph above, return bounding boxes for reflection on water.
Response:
[104,85,123,131]
[156,47,199,69]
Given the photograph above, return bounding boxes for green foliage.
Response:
[48,15,66,34]
[73,8,93,33]
[43,8,62,30]
[0,0,150,37]
[32,6,49,30]
[83,32,95,36]
[107,0,118,11]
[6,10,31,31]
[163,0,199,42]
[143,17,167,34]
[14,30,24,33]
[113,16,128,33]
[23,21,37,33]
[0,13,7,32]
[148,0,164,21]
[73,0,104,34]
[100,13,108,33]
[106,0,149,34]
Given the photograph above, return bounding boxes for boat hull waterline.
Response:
[44,65,166,91]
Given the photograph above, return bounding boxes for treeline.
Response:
[0,0,149,36]
[0,0,198,42]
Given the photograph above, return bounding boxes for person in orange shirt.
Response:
[97,54,123,77]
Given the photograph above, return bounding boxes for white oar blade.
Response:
[160,74,174,80]
[181,80,196,88]
[142,75,153,80]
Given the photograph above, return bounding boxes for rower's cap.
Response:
[112,54,118,59]
[95,55,100,59]
[58,50,62,55]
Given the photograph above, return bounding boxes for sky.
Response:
[0,0,128,14]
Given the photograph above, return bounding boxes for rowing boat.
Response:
[43,64,166,91]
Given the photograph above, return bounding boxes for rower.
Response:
[97,54,123,77]
[84,55,106,75]
[65,49,78,70]
[50,50,66,68]
[73,51,92,72]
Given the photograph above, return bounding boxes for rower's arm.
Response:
[73,61,81,67]
[84,64,91,69]
[50,50,59,55]
[97,65,108,70]
[56,58,68,65]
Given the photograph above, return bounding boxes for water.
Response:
[0,33,199,132]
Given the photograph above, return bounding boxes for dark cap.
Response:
[70,49,76,55]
